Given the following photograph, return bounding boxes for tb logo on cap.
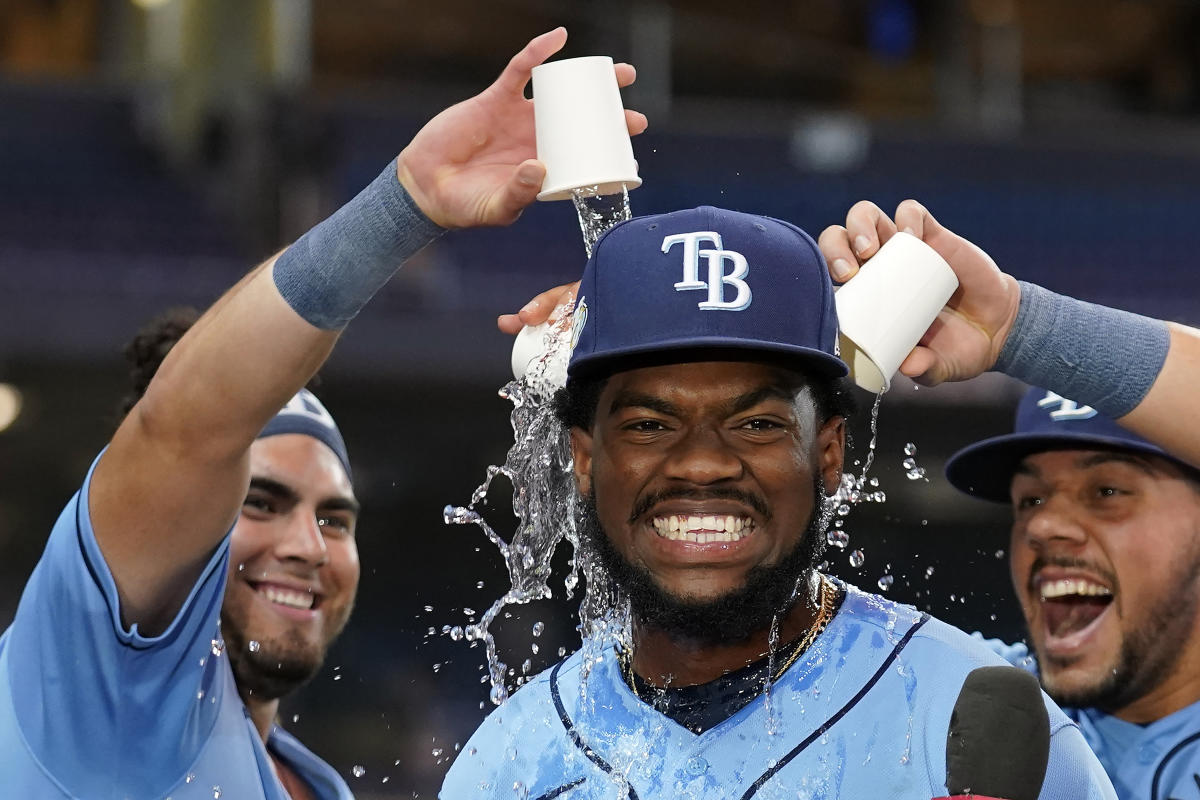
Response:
[1038,390,1097,421]
[662,231,753,311]
[279,388,339,431]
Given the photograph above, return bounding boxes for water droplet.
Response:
[521,659,532,674]
[431,747,443,757]
[248,640,260,653]
[292,713,300,723]
[849,549,865,568]
[836,504,851,517]
[185,773,196,784]
[904,442,917,456]
[476,581,485,589]
[426,626,436,636]
[423,604,434,612]
[902,458,916,470]
[924,566,935,579]
[463,607,476,617]
[995,549,1005,559]
[211,787,221,799]
[210,639,225,657]
[826,528,850,550]
[905,467,927,480]
[352,765,366,778]
[557,647,567,657]
[449,626,464,641]
[877,575,894,591]
[532,621,545,637]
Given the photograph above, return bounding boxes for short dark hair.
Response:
[119,307,202,417]
[553,354,856,432]
[118,306,323,420]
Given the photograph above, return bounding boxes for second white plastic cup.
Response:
[834,232,959,393]
[511,321,570,389]
[532,56,641,201]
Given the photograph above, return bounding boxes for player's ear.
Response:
[817,415,846,496]
[569,427,594,496]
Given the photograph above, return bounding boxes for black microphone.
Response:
[937,665,1050,800]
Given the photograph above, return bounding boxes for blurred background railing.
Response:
[2,1,1199,796]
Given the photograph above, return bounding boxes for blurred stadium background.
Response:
[2,1,1199,795]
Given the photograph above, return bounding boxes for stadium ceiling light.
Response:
[0,383,23,434]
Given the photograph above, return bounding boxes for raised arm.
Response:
[91,28,647,633]
[817,199,1200,467]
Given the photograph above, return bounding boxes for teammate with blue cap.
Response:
[0,28,648,799]
[947,387,1200,799]
[442,206,1116,798]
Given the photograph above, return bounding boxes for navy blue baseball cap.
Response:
[566,206,848,380]
[945,386,1187,503]
[258,388,352,483]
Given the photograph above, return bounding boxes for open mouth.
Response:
[248,580,322,612]
[651,514,755,544]
[1038,578,1113,641]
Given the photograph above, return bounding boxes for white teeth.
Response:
[262,586,315,610]
[1039,578,1113,601]
[651,515,754,544]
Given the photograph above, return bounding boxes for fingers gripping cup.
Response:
[532,56,641,201]
[834,232,959,393]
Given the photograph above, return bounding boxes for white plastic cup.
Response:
[532,56,641,201]
[834,232,959,393]
[511,321,570,389]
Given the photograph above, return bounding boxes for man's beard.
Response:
[1036,537,1200,712]
[577,476,829,646]
[221,604,352,701]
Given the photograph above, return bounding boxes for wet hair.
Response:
[553,353,856,432]
[117,306,322,420]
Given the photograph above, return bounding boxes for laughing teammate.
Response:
[824,198,1200,799]
[946,388,1200,798]
[0,29,647,798]
[442,206,1115,798]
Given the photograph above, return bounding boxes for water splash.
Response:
[442,189,633,705]
[572,186,632,257]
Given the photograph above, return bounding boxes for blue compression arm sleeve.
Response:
[994,282,1170,419]
[272,159,444,329]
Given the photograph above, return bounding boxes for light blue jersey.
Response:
[0,456,354,799]
[442,585,1114,800]
[983,637,1200,799]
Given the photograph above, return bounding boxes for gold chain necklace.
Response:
[620,576,838,698]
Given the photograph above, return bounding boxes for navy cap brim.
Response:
[567,336,849,381]
[945,431,1181,503]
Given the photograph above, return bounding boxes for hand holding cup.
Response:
[818,200,1021,388]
